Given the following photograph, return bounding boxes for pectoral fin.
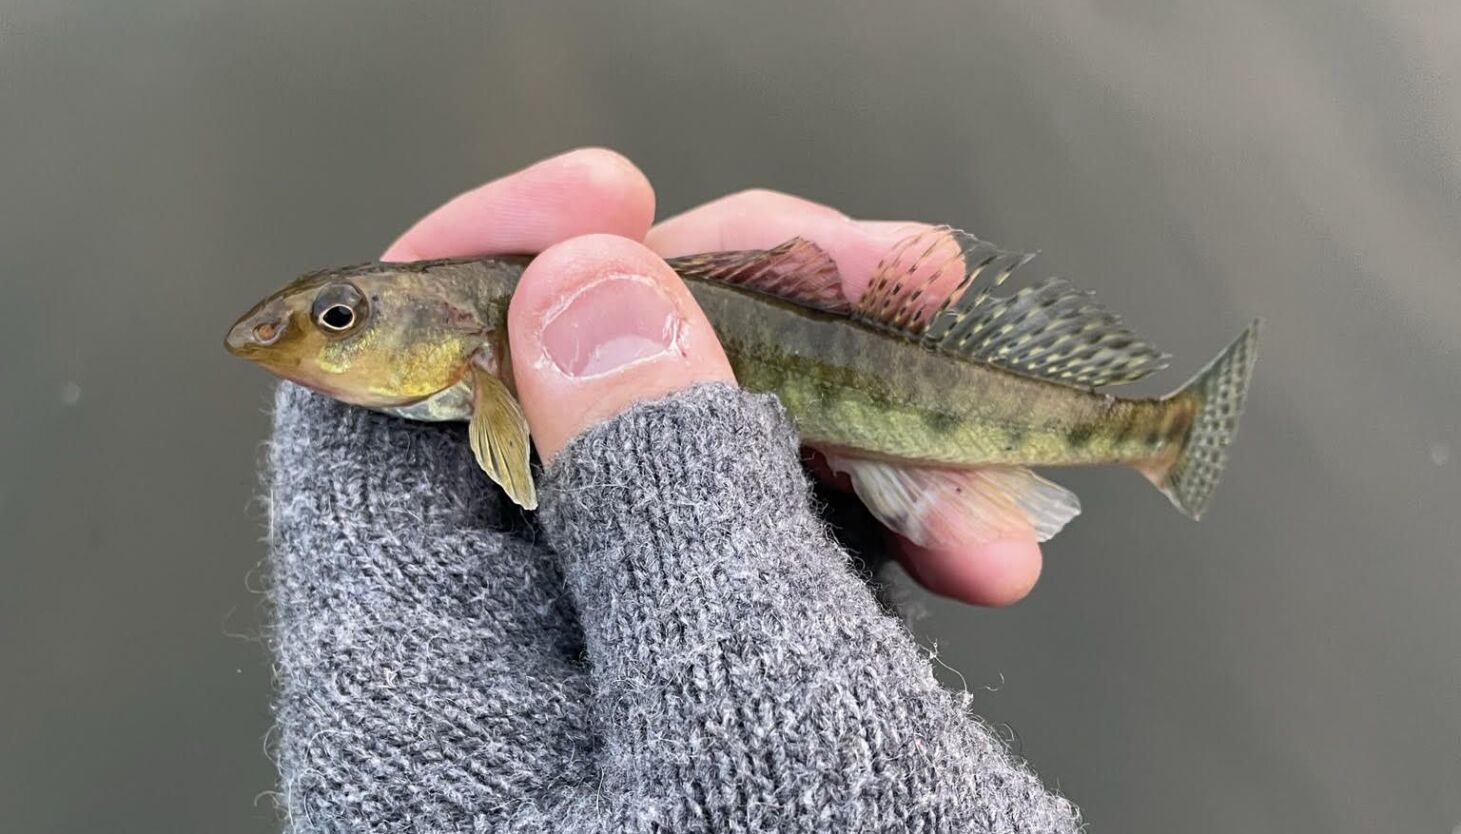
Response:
[468,364,537,510]
[825,455,1080,548]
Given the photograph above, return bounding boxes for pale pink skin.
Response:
[382,148,1041,607]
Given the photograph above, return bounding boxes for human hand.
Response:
[265,148,1080,831]
[384,148,1043,607]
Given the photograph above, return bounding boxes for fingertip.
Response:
[549,146,656,232]
[383,147,656,261]
[508,234,734,461]
[898,537,1044,607]
[563,146,653,191]
[645,191,936,307]
[646,188,847,256]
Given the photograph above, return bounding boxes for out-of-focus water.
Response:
[1,2,1456,832]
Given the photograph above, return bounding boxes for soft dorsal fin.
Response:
[667,237,851,314]
[928,277,1171,387]
[854,226,1168,388]
[856,226,1035,332]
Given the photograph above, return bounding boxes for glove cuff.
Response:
[538,381,818,569]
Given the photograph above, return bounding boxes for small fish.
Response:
[226,226,1259,547]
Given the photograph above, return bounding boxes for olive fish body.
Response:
[227,228,1259,546]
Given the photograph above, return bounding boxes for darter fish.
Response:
[225,226,1259,547]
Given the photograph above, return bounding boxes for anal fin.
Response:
[825,455,1081,548]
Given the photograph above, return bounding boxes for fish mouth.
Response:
[225,304,287,356]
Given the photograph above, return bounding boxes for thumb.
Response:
[508,233,736,461]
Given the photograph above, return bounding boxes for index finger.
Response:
[382,147,656,260]
[646,189,922,303]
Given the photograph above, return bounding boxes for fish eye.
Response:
[319,305,354,330]
[311,283,368,334]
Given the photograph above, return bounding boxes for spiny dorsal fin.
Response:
[855,226,1168,388]
[667,237,851,314]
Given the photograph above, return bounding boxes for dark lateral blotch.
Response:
[1067,423,1098,449]
[922,409,962,434]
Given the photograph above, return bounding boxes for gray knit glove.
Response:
[267,380,1082,833]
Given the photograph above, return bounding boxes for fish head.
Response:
[226,263,490,408]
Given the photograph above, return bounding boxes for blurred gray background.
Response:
[2,1,1457,832]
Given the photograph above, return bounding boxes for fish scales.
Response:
[685,276,1184,469]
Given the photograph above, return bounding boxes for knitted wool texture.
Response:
[267,381,1081,833]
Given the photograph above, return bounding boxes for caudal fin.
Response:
[1149,319,1261,520]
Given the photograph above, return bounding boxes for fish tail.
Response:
[1143,319,1262,520]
